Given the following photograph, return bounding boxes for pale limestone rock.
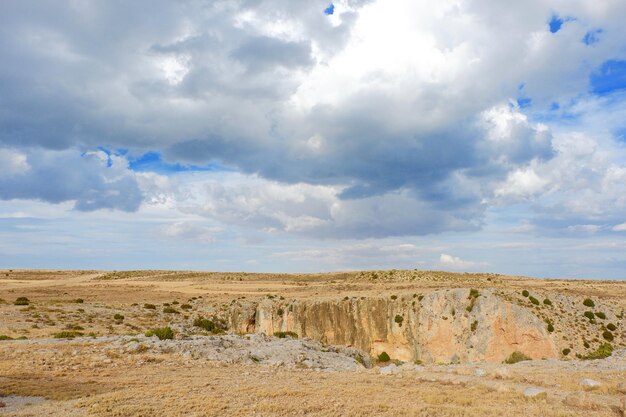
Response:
[523,387,547,399]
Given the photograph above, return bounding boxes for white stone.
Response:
[580,378,601,390]
[524,387,547,399]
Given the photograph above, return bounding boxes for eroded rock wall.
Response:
[226,289,559,363]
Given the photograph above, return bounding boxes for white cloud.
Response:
[612,222,626,232]
[0,148,29,177]
[438,253,487,270]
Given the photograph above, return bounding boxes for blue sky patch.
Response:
[582,29,602,46]
[548,15,574,33]
[324,3,334,15]
[127,151,229,173]
[590,60,626,96]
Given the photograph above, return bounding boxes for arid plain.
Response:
[1,269,625,416]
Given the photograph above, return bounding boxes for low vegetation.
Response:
[377,351,391,362]
[273,331,298,338]
[504,351,531,364]
[145,327,174,340]
[14,297,30,306]
[580,343,613,360]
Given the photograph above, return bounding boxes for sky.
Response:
[1,1,626,279]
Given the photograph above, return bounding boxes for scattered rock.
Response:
[379,363,399,375]
[580,378,601,390]
[523,387,547,399]
[474,368,486,377]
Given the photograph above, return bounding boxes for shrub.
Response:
[193,317,216,332]
[145,327,174,340]
[602,330,614,342]
[581,343,613,360]
[504,351,531,364]
[394,315,404,326]
[273,331,298,338]
[390,295,398,300]
[468,289,480,299]
[53,331,83,339]
[547,323,554,333]
[594,312,606,320]
[143,303,156,309]
[522,290,529,297]
[528,296,540,305]
[113,314,124,321]
[584,311,595,320]
[607,323,617,331]
[417,295,424,301]
[0,335,13,340]
[584,341,590,348]
[73,298,84,303]
[277,308,284,316]
[543,299,552,306]
[14,297,29,306]
[562,348,571,356]
[471,320,478,332]
[583,298,595,308]
[171,301,179,305]
[377,351,391,362]
[163,307,179,314]
[180,304,192,310]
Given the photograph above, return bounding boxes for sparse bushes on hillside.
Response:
[594,312,606,320]
[581,343,613,360]
[193,317,216,332]
[145,327,174,340]
[504,351,531,364]
[584,311,595,320]
[528,296,540,306]
[522,290,529,297]
[113,314,124,321]
[543,299,552,306]
[607,323,617,331]
[143,303,156,310]
[163,307,179,314]
[53,331,83,339]
[377,351,391,362]
[602,330,614,342]
[180,304,192,310]
[583,298,595,308]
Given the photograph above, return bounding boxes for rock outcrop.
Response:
[226,288,559,363]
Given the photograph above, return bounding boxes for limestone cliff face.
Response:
[226,289,558,363]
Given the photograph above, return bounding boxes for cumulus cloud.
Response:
[438,253,487,270]
[161,221,221,243]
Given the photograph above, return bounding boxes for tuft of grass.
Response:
[145,327,174,340]
[143,303,156,310]
[377,351,391,362]
[504,351,531,364]
[53,331,83,339]
[14,297,29,306]
[583,298,595,308]
[273,331,298,338]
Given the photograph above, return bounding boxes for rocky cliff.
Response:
[226,288,559,363]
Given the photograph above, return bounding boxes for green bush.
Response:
[377,351,391,362]
[547,323,554,333]
[583,341,590,348]
[14,297,29,306]
[277,308,284,316]
[73,298,84,303]
[390,295,398,300]
[607,323,617,331]
[471,320,478,332]
[180,304,192,310]
[584,311,595,320]
[394,315,404,326]
[193,317,216,332]
[504,351,531,364]
[113,314,124,321]
[581,343,613,360]
[528,296,540,305]
[522,290,529,297]
[583,298,595,308]
[602,330,614,342]
[543,299,552,306]
[0,335,13,340]
[594,312,606,320]
[145,327,174,340]
[162,307,179,314]
[273,331,298,338]
[562,348,571,356]
[468,289,480,299]
[143,303,156,309]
